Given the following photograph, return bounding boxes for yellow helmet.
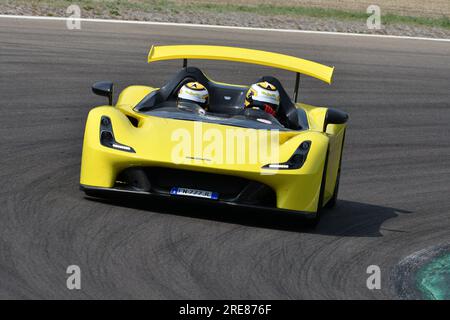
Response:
[177,82,209,110]
[244,81,280,115]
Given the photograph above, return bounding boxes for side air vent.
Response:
[127,116,139,127]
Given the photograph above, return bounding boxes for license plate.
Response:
[170,187,219,200]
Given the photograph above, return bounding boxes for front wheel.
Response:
[304,211,321,228]
[325,130,346,209]
[325,169,339,209]
[305,146,329,228]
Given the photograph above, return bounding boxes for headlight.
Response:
[100,116,135,153]
[262,140,311,170]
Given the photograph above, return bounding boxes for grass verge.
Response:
[186,2,450,29]
[2,0,450,30]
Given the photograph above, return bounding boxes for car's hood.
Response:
[110,113,320,173]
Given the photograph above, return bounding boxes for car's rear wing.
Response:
[147,45,334,102]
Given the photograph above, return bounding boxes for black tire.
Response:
[304,209,321,228]
[325,169,339,209]
[305,147,329,228]
[325,130,346,209]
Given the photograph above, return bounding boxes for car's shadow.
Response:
[86,195,411,237]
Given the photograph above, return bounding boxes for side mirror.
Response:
[323,108,348,132]
[92,81,113,105]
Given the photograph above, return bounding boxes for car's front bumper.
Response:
[80,184,317,219]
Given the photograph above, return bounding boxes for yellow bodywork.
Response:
[80,46,346,214]
[80,86,346,213]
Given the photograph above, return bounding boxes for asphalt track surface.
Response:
[0,17,449,299]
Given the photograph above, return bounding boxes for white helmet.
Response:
[244,81,280,116]
[177,82,209,110]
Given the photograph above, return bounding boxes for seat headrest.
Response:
[159,67,210,101]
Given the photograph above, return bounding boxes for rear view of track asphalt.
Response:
[0,17,449,299]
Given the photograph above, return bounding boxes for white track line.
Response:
[1,14,449,43]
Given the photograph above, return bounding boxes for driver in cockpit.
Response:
[176,81,209,115]
[243,81,280,119]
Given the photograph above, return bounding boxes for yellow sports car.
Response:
[80,45,348,225]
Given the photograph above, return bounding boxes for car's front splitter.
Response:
[80,184,317,219]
